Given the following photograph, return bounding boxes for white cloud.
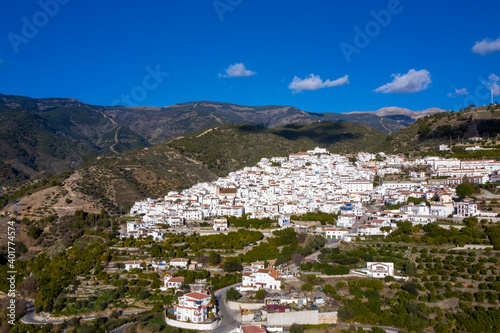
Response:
[219,63,256,78]
[447,87,469,97]
[472,37,500,55]
[482,73,500,96]
[374,69,431,94]
[288,74,349,93]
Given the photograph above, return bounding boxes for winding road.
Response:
[21,301,149,326]
[212,284,241,333]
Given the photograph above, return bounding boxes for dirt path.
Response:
[196,127,217,137]
[379,118,392,135]
[98,110,121,154]
[109,126,122,154]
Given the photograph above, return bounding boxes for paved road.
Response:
[21,301,150,325]
[305,238,340,261]
[111,321,136,333]
[212,284,241,333]
[21,302,66,325]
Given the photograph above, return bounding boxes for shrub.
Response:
[226,288,242,301]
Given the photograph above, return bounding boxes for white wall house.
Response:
[401,202,430,215]
[455,199,478,217]
[278,215,291,228]
[174,291,212,323]
[213,218,229,231]
[161,274,185,291]
[357,224,384,236]
[168,216,184,227]
[325,228,349,239]
[170,258,190,269]
[239,268,282,291]
[344,180,373,192]
[366,262,394,278]
[123,261,142,271]
[337,214,356,228]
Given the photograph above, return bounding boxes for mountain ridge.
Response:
[0,92,446,185]
[345,106,448,118]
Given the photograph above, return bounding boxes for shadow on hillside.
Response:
[235,124,268,133]
[271,122,359,144]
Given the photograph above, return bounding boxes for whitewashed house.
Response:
[337,214,356,228]
[161,274,185,291]
[455,199,478,217]
[239,268,282,291]
[123,261,143,271]
[357,224,384,236]
[325,228,349,239]
[169,258,190,269]
[366,262,394,278]
[174,291,212,323]
[213,218,229,231]
[278,215,291,228]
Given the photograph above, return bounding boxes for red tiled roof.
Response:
[241,326,266,333]
[184,292,211,300]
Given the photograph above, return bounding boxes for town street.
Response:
[212,284,242,333]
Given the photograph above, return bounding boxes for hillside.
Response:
[0,94,436,185]
[103,101,406,144]
[0,94,149,184]
[388,104,500,152]
[68,122,386,212]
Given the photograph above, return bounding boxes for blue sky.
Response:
[1,0,499,113]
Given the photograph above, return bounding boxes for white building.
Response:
[455,199,478,217]
[123,261,142,271]
[278,215,291,228]
[344,180,373,193]
[161,274,185,291]
[170,258,190,269]
[240,268,282,291]
[357,224,384,236]
[337,214,356,228]
[213,218,229,231]
[325,228,349,239]
[366,262,394,278]
[174,291,212,323]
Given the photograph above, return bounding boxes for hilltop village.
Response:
[127,147,500,240]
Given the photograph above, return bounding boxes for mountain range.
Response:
[0,93,446,186]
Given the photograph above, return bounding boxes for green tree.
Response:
[289,324,304,333]
[27,224,43,239]
[402,281,419,297]
[223,261,243,272]
[456,184,475,199]
[209,252,221,265]
[404,262,417,276]
[226,287,242,301]
[255,289,266,299]
[151,243,162,257]
[301,283,313,291]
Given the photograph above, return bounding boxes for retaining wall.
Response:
[267,310,318,326]
[227,300,265,311]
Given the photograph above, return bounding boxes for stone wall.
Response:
[318,312,337,324]
[267,310,319,326]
